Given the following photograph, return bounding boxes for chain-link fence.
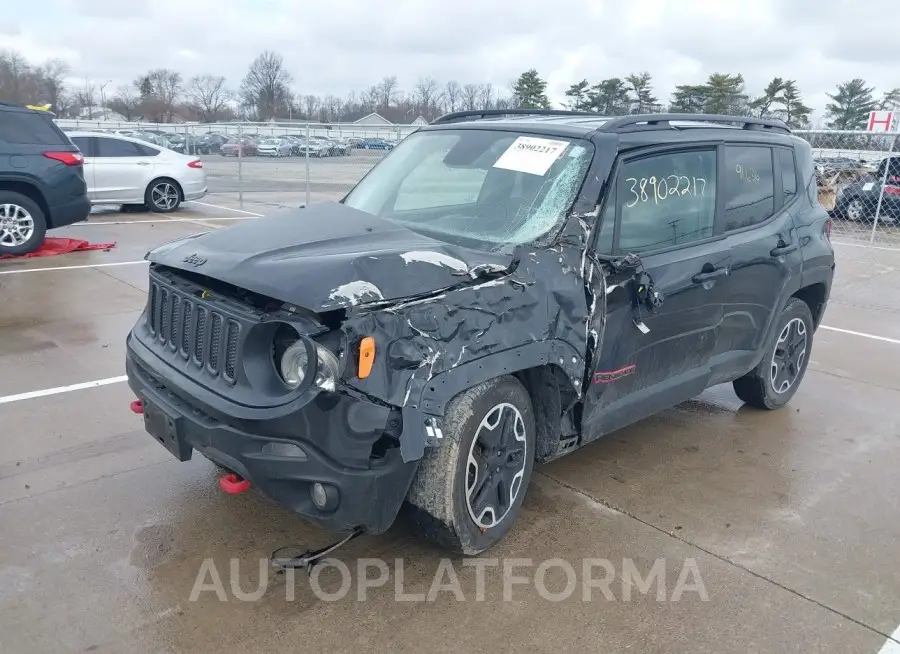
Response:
[795,129,900,250]
[54,119,900,250]
[55,118,421,212]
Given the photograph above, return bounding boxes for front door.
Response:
[583,145,730,441]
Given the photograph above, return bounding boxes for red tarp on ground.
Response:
[0,238,116,260]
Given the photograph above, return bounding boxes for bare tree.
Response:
[240,50,293,120]
[302,94,320,119]
[37,59,70,113]
[107,84,140,121]
[462,83,480,111]
[444,80,461,113]
[74,79,96,118]
[478,83,494,110]
[145,68,183,121]
[187,74,231,121]
[414,77,442,120]
[374,76,399,109]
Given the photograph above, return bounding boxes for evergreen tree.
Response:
[564,79,590,111]
[825,79,877,129]
[512,69,550,109]
[625,72,658,114]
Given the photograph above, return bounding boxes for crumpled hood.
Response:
[146,201,514,311]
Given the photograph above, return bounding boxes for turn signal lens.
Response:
[358,337,375,379]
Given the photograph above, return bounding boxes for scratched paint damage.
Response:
[142,198,611,463]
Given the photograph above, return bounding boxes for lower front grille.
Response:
[148,280,241,383]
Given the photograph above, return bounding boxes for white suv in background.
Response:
[67,131,207,212]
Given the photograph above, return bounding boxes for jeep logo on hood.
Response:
[182,253,207,267]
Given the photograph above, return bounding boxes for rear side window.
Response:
[96,138,144,157]
[616,149,717,253]
[723,146,775,231]
[0,112,68,145]
[135,143,160,156]
[777,148,797,204]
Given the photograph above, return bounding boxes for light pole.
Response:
[99,80,111,119]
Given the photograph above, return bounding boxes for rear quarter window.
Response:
[0,112,68,145]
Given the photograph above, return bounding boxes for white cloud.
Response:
[7,0,899,119]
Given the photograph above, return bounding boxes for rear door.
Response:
[69,136,96,200]
[583,144,730,439]
[92,136,156,203]
[708,144,804,383]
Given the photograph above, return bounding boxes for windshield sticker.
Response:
[492,136,569,176]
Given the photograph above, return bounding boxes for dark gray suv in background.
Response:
[0,103,90,255]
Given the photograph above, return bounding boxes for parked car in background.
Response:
[358,138,394,150]
[67,131,207,213]
[195,133,230,154]
[256,137,293,157]
[308,135,350,156]
[832,154,900,225]
[294,138,332,157]
[0,102,91,255]
[220,137,258,157]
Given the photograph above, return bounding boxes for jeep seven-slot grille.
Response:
[148,280,240,383]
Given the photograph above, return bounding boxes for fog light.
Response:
[311,483,328,508]
[310,482,338,511]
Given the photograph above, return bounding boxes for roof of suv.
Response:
[426,110,796,145]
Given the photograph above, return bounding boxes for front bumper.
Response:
[126,334,419,534]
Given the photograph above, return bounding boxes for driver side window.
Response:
[613,149,718,254]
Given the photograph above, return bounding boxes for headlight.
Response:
[314,346,341,392]
[278,336,342,392]
[280,340,311,388]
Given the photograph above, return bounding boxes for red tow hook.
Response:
[130,399,144,414]
[219,473,251,495]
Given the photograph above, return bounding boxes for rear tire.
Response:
[0,191,47,256]
[405,375,536,555]
[145,178,182,213]
[733,298,814,410]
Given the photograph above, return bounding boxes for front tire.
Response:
[733,297,814,410]
[0,192,47,256]
[145,179,182,213]
[405,375,536,555]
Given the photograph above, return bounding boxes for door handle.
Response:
[770,243,797,257]
[692,268,728,284]
[136,161,151,166]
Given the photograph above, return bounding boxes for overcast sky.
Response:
[3,0,897,123]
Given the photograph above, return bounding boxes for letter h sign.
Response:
[867,111,896,133]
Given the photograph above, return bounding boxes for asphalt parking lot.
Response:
[1,198,899,654]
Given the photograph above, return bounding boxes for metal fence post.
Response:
[237,122,244,208]
[870,133,896,244]
[305,121,311,207]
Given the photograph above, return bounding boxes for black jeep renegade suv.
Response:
[125,111,835,555]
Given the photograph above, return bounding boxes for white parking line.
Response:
[187,201,264,217]
[0,376,128,405]
[0,260,149,275]
[820,325,900,345]
[878,626,900,654]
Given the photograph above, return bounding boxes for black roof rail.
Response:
[600,113,791,134]
[431,109,601,124]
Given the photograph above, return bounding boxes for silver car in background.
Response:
[256,137,293,157]
[67,131,207,212]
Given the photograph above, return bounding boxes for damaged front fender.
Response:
[337,213,606,463]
